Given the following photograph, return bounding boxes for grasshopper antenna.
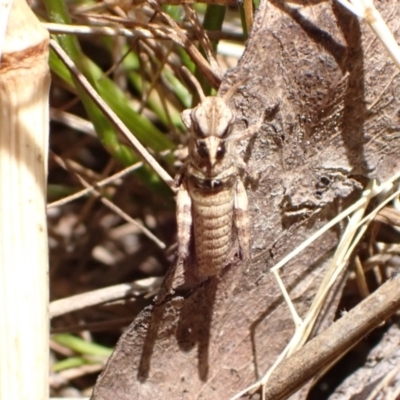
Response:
[221,78,249,102]
[181,66,206,102]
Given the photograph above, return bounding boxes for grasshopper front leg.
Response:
[234,178,250,261]
[176,182,192,264]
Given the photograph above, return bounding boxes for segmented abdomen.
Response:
[189,183,235,278]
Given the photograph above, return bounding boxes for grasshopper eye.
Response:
[221,124,232,138]
[192,120,206,138]
[197,141,209,159]
[216,142,226,160]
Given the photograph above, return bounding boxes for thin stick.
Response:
[50,39,176,191]
[47,161,144,209]
[52,154,166,249]
[271,172,400,275]
[50,278,161,318]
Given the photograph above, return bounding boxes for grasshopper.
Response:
[176,80,260,279]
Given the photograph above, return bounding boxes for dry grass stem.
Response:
[336,0,400,69]
[147,0,223,86]
[0,0,50,398]
[50,108,97,136]
[48,162,144,208]
[50,39,175,190]
[183,5,221,75]
[0,0,12,59]
[365,362,400,400]
[243,0,253,32]
[50,278,161,318]
[51,154,166,248]
[353,256,370,298]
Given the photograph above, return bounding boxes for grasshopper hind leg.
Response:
[176,183,192,264]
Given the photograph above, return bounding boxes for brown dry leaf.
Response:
[91,0,400,398]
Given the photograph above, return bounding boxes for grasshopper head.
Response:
[182,97,235,167]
